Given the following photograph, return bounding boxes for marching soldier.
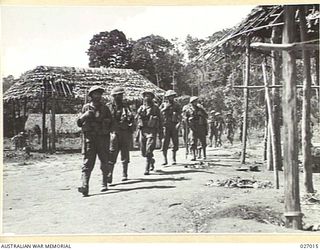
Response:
[214,112,224,147]
[183,96,208,161]
[208,110,216,147]
[136,90,163,175]
[159,90,182,165]
[107,87,134,183]
[225,112,236,145]
[77,86,112,197]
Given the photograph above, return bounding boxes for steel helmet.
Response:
[165,90,177,97]
[88,85,104,97]
[111,86,125,96]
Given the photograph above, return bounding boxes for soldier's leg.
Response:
[145,132,156,173]
[108,133,120,184]
[190,130,197,161]
[120,131,130,181]
[172,128,179,165]
[200,131,207,160]
[97,135,110,191]
[79,137,96,196]
[162,127,170,165]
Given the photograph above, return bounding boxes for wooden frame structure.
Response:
[197,4,319,230]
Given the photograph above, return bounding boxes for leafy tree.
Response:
[2,75,16,93]
[87,29,132,68]
[131,35,176,89]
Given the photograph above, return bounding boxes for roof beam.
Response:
[251,42,319,51]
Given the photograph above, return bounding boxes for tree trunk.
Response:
[299,6,314,193]
[282,5,302,230]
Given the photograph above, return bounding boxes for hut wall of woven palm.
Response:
[195,4,319,62]
[3,65,165,103]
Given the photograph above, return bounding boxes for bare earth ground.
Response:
[2,132,320,235]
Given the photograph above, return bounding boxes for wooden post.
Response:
[263,104,268,162]
[282,5,302,230]
[299,6,314,193]
[42,84,47,152]
[50,93,56,153]
[241,36,250,164]
[315,51,320,126]
[271,26,283,171]
[263,62,279,189]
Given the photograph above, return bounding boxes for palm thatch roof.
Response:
[3,66,165,103]
[198,4,319,61]
[25,113,80,134]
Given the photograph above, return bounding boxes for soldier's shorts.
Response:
[139,128,156,158]
[162,125,179,152]
[189,125,207,150]
[109,130,131,164]
[82,134,110,174]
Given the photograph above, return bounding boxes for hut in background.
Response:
[3,66,165,150]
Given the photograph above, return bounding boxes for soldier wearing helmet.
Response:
[182,96,208,161]
[213,111,224,147]
[225,112,236,145]
[159,90,181,165]
[77,85,112,197]
[136,89,163,175]
[208,110,216,147]
[107,86,134,183]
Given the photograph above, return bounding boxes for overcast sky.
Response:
[1,5,254,78]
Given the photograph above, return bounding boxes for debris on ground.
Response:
[205,177,273,189]
[213,205,285,227]
[303,223,320,231]
[301,193,320,205]
[168,202,182,208]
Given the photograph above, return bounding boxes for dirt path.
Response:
[2,141,320,234]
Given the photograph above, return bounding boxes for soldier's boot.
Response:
[172,151,177,165]
[162,151,168,166]
[78,172,90,197]
[203,147,207,160]
[144,158,151,175]
[101,172,108,192]
[150,158,155,171]
[198,148,202,159]
[122,163,128,181]
[191,149,197,161]
[107,163,114,184]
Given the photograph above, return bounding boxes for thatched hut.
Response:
[3,66,165,137]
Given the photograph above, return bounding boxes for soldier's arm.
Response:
[77,105,92,127]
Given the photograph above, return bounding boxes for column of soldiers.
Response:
[76,85,237,197]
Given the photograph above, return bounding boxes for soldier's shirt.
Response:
[160,101,181,125]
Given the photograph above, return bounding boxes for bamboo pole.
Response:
[263,104,268,162]
[271,26,283,171]
[42,83,47,152]
[50,93,56,153]
[299,6,314,193]
[251,42,319,51]
[282,5,302,230]
[315,52,320,126]
[262,62,279,189]
[241,36,250,164]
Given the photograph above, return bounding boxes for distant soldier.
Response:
[214,112,224,147]
[11,131,28,150]
[208,110,216,147]
[77,86,112,197]
[107,87,134,183]
[136,90,163,175]
[225,112,236,145]
[183,96,208,161]
[160,90,182,165]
